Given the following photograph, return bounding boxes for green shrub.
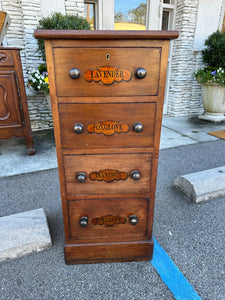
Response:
[202,30,225,69]
[194,30,225,86]
[37,12,90,60]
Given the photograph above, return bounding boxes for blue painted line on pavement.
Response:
[150,237,202,300]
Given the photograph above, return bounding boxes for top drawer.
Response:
[53,47,161,97]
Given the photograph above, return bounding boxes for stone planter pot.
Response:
[45,93,52,112]
[199,83,225,122]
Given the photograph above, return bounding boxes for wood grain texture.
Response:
[64,153,152,196]
[68,197,149,242]
[39,30,179,264]
[0,49,35,155]
[34,29,179,40]
[54,47,161,97]
[64,240,153,264]
[0,71,22,126]
[59,102,156,149]
[0,49,14,66]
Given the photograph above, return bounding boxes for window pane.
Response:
[163,0,170,3]
[84,2,95,30]
[162,10,169,30]
[114,0,147,30]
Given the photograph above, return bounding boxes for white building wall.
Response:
[0,0,85,130]
[168,0,224,116]
[0,0,224,127]
[65,0,85,16]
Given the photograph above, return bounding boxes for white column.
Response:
[101,0,114,30]
[40,0,65,17]
[193,0,223,51]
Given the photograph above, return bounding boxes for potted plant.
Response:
[28,64,50,105]
[28,13,90,109]
[194,30,225,122]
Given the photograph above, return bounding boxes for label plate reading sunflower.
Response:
[84,66,132,85]
[92,215,127,226]
[89,169,128,182]
[87,121,129,136]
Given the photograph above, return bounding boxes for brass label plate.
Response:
[87,121,129,136]
[89,169,128,182]
[84,66,132,85]
[92,215,127,226]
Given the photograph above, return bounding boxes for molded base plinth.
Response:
[199,112,225,123]
[64,240,153,264]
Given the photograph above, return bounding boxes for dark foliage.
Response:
[202,30,225,69]
[36,12,90,60]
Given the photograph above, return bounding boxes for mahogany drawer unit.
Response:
[64,153,152,196]
[59,102,156,149]
[34,30,178,264]
[68,197,149,242]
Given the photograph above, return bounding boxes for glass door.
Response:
[114,0,147,30]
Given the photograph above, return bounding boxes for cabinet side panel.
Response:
[44,40,70,240]
[148,40,170,238]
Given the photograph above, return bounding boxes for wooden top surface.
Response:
[34,30,179,40]
[0,46,21,50]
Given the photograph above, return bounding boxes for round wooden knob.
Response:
[69,68,80,79]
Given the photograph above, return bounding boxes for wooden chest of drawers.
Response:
[34,30,178,264]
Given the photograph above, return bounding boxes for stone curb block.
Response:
[173,166,225,203]
[0,208,52,263]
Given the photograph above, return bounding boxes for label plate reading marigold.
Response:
[89,169,128,182]
[84,66,132,85]
[87,121,129,136]
[92,215,127,226]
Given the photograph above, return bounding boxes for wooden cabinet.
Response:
[0,48,35,155]
[34,30,178,264]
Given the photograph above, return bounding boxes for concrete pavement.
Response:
[0,115,225,299]
[0,115,224,178]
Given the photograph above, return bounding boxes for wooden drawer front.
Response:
[68,197,148,241]
[64,153,152,196]
[59,102,156,149]
[54,47,161,97]
[0,50,14,67]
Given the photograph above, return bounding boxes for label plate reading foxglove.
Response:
[87,121,129,136]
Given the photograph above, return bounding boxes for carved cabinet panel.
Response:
[0,71,22,127]
[0,48,35,154]
[34,30,179,264]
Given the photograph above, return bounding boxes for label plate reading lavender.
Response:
[84,66,132,85]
